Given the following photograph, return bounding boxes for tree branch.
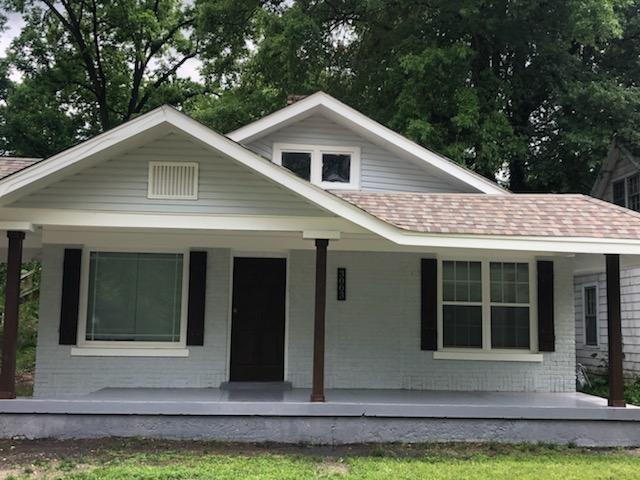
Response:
[133,49,199,114]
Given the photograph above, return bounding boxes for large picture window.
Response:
[273,143,360,190]
[439,259,536,352]
[84,252,185,343]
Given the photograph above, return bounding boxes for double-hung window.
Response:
[442,261,483,348]
[80,251,187,347]
[490,262,531,349]
[583,285,598,346]
[439,259,536,353]
[273,143,361,190]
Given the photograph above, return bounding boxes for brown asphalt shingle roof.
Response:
[334,191,640,240]
[0,157,41,179]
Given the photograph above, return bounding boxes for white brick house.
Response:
[0,92,637,410]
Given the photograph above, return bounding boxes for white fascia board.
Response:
[391,231,640,255]
[0,107,171,205]
[0,208,360,233]
[227,92,327,143]
[227,92,508,195]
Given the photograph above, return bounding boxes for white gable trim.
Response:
[2,105,640,254]
[227,92,509,195]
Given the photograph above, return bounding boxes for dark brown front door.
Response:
[230,257,286,382]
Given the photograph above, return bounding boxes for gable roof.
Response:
[227,92,508,195]
[336,191,640,239]
[592,137,640,198]
[0,157,41,180]
[1,104,640,254]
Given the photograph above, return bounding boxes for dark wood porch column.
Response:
[606,253,625,407]
[310,238,328,402]
[0,231,25,399]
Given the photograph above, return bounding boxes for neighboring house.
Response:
[575,138,640,377]
[0,92,638,411]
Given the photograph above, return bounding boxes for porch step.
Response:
[219,381,292,391]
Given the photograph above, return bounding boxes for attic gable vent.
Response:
[147,162,199,200]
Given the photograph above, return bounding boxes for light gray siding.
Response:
[11,133,329,216]
[35,245,575,397]
[575,268,640,376]
[245,114,474,193]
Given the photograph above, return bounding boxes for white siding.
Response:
[11,133,329,217]
[245,114,474,193]
[575,268,640,376]
[35,245,576,397]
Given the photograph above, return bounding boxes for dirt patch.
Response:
[317,459,349,476]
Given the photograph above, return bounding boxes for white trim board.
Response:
[228,91,508,195]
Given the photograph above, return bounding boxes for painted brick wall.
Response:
[288,252,576,392]
[34,245,232,397]
[574,267,640,376]
[34,247,576,397]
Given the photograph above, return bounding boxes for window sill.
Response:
[433,351,543,362]
[70,347,190,358]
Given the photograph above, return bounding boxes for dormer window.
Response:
[273,143,360,190]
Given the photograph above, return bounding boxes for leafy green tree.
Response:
[0,0,272,156]
[227,0,639,192]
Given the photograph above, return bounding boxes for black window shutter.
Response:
[537,260,555,352]
[59,248,82,345]
[186,251,207,346]
[421,258,438,350]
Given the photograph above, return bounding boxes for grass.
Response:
[580,375,640,406]
[1,439,640,480]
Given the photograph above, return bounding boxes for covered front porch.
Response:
[0,227,629,408]
[0,387,639,446]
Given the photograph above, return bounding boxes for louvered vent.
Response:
[148,162,199,200]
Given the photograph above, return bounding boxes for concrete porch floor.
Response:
[0,388,637,420]
[1,388,640,446]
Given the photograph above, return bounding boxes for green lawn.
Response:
[2,440,639,480]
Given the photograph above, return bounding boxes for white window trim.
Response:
[74,246,190,355]
[582,283,599,347]
[272,143,361,190]
[70,347,189,357]
[436,256,539,360]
